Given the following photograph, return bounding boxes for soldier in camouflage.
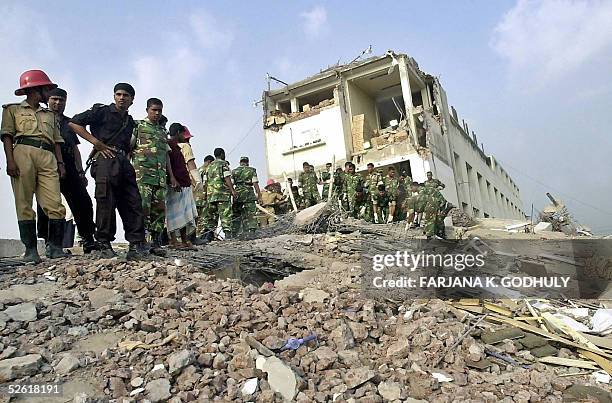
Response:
[420,185,448,239]
[343,163,364,217]
[232,156,261,236]
[204,148,237,241]
[383,167,399,223]
[319,162,332,201]
[132,98,170,256]
[403,181,423,229]
[195,155,214,240]
[372,184,391,223]
[424,171,445,190]
[332,167,344,202]
[364,163,383,222]
[298,161,320,208]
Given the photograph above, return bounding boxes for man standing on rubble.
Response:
[372,184,391,223]
[384,167,399,223]
[195,155,214,241]
[344,162,363,217]
[364,163,383,222]
[298,161,320,208]
[69,83,149,260]
[36,88,97,255]
[232,156,261,236]
[403,181,423,229]
[204,147,237,240]
[131,98,170,256]
[319,162,332,201]
[420,185,448,239]
[2,70,68,263]
[424,171,445,190]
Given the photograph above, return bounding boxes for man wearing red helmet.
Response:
[1,70,69,263]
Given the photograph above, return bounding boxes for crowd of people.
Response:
[261,162,453,239]
[1,69,453,265]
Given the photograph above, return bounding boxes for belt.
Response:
[15,137,54,153]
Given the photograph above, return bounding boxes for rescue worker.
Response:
[344,163,363,217]
[132,98,170,256]
[260,180,287,225]
[195,155,214,241]
[364,163,383,222]
[232,156,261,236]
[1,70,68,263]
[36,87,97,255]
[420,185,448,239]
[424,171,445,190]
[204,147,237,241]
[298,161,320,208]
[332,167,343,201]
[372,184,391,223]
[403,181,423,229]
[319,162,332,201]
[384,167,399,223]
[69,83,149,260]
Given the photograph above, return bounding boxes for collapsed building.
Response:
[262,50,526,220]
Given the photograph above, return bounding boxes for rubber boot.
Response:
[46,219,69,259]
[18,220,42,264]
[149,232,167,257]
[126,242,150,261]
[189,232,206,246]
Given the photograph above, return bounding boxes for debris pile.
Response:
[265,99,336,131]
[540,193,593,236]
[0,228,610,402]
[449,208,476,228]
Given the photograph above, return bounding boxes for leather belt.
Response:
[15,137,54,153]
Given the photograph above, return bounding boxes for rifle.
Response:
[83,114,131,174]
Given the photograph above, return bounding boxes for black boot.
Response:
[149,232,167,257]
[18,220,42,264]
[189,232,206,246]
[97,242,116,258]
[126,242,150,261]
[82,236,99,254]
[47,219,69,259]
[202,230,214,243]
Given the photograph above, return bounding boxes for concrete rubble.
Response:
[0,225,609,402]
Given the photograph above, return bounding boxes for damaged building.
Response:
[262,50,526,220]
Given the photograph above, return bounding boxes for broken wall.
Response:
[346,81,377,151]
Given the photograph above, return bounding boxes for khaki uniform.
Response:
[1,101,65,220]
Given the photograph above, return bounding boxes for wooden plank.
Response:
[453,304,484,314]
[487,314,612,360]
[578,349,612,376]
[541,312,602,353]
[538,356,598,370]
[484,302,513,317]
[457,299,481,306]
[525,299,548,332]
[584,334,612,351]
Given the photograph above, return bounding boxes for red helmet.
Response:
[183,126,194,139]
[266,179,275,186]
[15,70,57,96]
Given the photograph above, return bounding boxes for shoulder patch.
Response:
[2,103,20,109]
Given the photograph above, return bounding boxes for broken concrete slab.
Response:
[300,288,330,304]
[3,302,37,322]
[261,356,298,401]
[54,353,80,375]
[534,222,553,234]
[294,202,327,227]
[378,381,402,400]
[563,384,612,403]
[480,327,525,344]
[87,286,121,309]
[145,378,171,403]
[0,354,42,381]
[168,349,195,376]
[343,367,375,389]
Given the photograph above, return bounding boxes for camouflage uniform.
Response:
[343,173,364,214]
[320,170,332,201]
[132,118,168,237]
[195,164,209,237]
[205,159,233,237]
[232,164,259,233]
[332,171,344,201]
[298,170,320,208]
[425,178,445,189]
[420,186,447,237]
[402,187,423,224]
[372,191,391,222]
[364,170,383,222]
[352,191,369,219]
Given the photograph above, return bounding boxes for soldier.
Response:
[131,98,170,256]
[396,173,408,221]
[319,162,332,201]
[69,83,149,260]
[364,163,383,222]
[332,167,343,201]
[424,171,445,190]
[1,70,68,263]
[352,186,369,219]
[420,185,448,239]
[232,156,262,236]
[36,87,97,255]
[403,181,423,229]
[298,161,320,208]
[384,167,399,223]
[344,163,364,217]
[339,162,352,210]
[195,155,214,241]
[372,184,391,223]
[260,180,288,224]
[204,147,237,241]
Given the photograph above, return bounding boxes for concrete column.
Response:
[398,56,418,146]
[290,98,299,113]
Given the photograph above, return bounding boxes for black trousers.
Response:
[91,154,145,244]
[37,164,95,242]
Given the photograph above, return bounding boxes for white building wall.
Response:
[264,106,346,180]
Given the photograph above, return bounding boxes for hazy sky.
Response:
[1,0,611,239]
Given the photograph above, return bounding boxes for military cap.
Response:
[240,156,249,162]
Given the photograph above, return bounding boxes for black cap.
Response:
[48,87,67,98]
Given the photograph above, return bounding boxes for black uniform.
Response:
[70,103,144,244]
[37,115,96,244]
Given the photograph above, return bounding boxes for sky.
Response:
[1,0,611,239]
